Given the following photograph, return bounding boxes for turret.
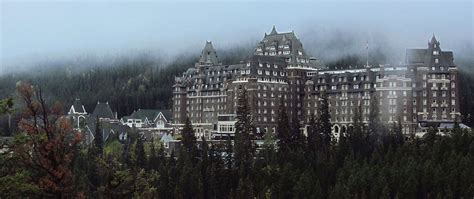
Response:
[196,41,220,67]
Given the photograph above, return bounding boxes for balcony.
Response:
[431,103,439,107]
[431,87,439,90]
[440,86,448,90]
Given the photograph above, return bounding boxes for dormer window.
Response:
[433,50,439,55]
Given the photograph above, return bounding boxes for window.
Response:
[435,59,439,64]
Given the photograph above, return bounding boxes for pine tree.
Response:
[260,128,277,166]
[200,137,210,199]
[368,95,381,144]
[148,138,159,170]
[307,114,319,154]
[224,135,233,170]
[181,117,198,161]
[134,136,147,169]
[290,115,305,153]
[391,115,404,147]
[317,92,332,150]
[94,116,103,157]
[350,105,365,157]
[233,88,255,196]
[276,99,291,160]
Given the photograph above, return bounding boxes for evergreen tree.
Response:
[276,99,291,160]
[233,88,255,196]
[289,115,305,153]
[134,136,147,169]
[260,128,277,166]
[349,105,365,157]
[368,95,382,144]
[317,92,332,150]
[200,137,210,199]
[391,115,404,147]
[181,117,198,161]
[307,114,320,155]
[94,116,103,157]
[148,138,159,170]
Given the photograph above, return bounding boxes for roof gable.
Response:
[92,102,115,119]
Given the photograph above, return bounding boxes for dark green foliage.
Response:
[276,100,291,160]
[2,63,474,199]
[317,92,332,151]
[93,116,103,157]
[0,98,13,114]
[234,88,256,197]
[134,136,147,169]
[181,117,198,162]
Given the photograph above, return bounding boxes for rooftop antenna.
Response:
[365,40,369,68]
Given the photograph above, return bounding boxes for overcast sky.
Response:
[1,0,473,71]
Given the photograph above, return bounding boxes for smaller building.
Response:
[415,121,470,137]
[121,109,172,129]
[68,98,88,129]
[212,114,237,140]
[67,100,128,145]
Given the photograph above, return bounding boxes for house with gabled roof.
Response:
[82,117,131,145]
[121,109,172,129]
[120,109,173,142]
[68,98,88,129]
[91,101,118,122]
[67,100,126,145]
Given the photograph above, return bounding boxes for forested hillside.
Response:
[1,47,473,134]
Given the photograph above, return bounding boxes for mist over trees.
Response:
[1,36,474,135]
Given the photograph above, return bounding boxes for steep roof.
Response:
[85,117,130,143]
[123,109,172,122]
[269,25,278,35]
[70,98,86,114]
[91,102,115,119]
[406,35,454,67]
[198,41,219,66]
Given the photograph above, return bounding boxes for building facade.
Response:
[173,28,460,139]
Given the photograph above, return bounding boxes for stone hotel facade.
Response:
[172,27,460,139]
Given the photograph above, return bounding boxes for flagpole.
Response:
[366,40,369,68]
